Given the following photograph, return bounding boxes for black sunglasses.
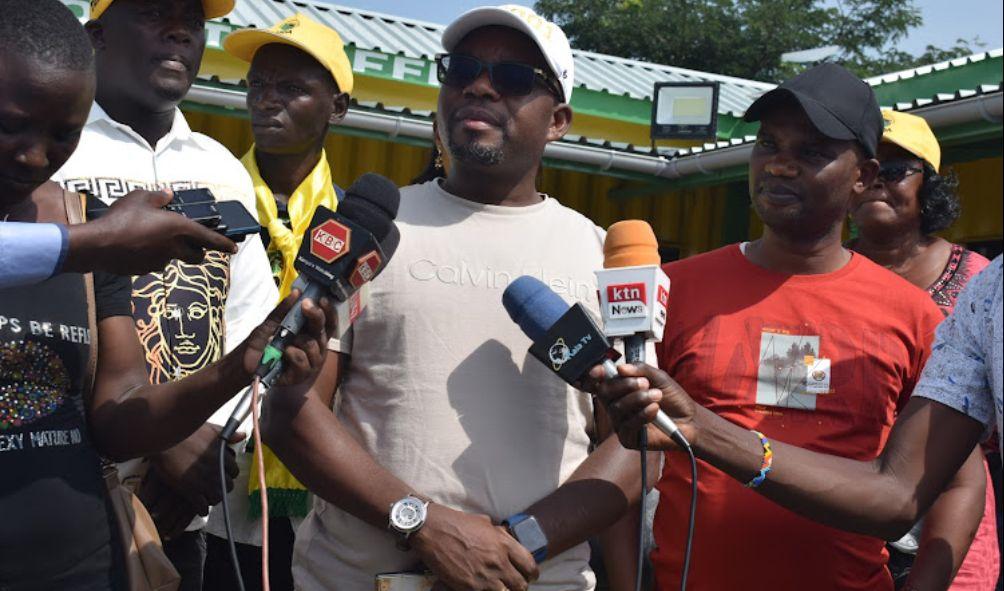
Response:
[436,53,562,100]
[878,161,924,183]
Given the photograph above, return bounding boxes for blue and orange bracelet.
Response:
[745,430,773,488]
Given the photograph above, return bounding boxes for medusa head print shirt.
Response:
[52,104,277,528]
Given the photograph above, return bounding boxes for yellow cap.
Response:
[881,110,941,171]
[89,0,235,20]
[223,13,354,95]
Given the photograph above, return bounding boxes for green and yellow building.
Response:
[62,0,1003,259]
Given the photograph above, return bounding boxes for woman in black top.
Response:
[0,3,333,589]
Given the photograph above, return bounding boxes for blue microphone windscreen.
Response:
[502,276,569,342]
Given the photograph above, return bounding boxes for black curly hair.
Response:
[918,163,962,235]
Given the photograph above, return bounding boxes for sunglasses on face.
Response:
[878,161,924,183]
[435,53,562,100]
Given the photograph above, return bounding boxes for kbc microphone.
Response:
[220,173,400,439]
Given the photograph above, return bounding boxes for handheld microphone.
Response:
[596,220,686,448]
[220,174,400,439]
[502,275,621,384]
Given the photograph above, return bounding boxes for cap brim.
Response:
[744,88,857,143]
[204,0,235,19]
[224,29,313,66]
[881,136,938,170]
[91,0,233,20]
[443,7,541,53]
[442,6,567,101]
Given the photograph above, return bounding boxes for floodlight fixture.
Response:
[650,81,720,140]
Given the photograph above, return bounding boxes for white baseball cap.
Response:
[442,4,575,103]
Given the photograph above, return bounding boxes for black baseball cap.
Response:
[743,63,882,157]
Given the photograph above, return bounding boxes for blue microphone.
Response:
[503,276,619,383]
[503,276,571,342]
[503,276,687,448]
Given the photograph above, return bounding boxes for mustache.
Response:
[449,104,508,128]
[756,179,801,197]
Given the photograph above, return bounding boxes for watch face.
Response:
[391,497,427,533]
[512,518,547,552]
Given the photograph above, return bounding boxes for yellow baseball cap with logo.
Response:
[223,13,354,95]
[881,109,941,171]
[89,0,235,20]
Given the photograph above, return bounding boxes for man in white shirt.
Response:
[52,0,277,587]
[264,6,646,590]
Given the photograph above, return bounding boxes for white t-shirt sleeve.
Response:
[221,169,278,351]
[208,168,277,429]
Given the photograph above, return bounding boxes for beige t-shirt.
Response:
[293,180,605,590]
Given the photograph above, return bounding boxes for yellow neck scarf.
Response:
[242,146,339,299]
[241,146,339,518]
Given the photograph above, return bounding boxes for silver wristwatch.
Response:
[388,494,429,550]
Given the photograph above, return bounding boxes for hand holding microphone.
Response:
[241,291,336,386]
[587,362,701,452]
[221,173,401,439]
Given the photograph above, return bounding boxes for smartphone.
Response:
[216,200,262,242]
[178,201,222,228]
[171,188,216,205]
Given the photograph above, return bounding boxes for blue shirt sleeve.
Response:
[913,257,1003,440]
[0,222,68,289]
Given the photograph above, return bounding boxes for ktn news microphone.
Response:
[503,275,621,383]
[596,220,688,448]
[220,173,401,440]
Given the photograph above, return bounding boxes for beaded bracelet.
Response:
[744,430,773,488]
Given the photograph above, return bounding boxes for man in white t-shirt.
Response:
[263,5,646,591]
[52,0,277,587]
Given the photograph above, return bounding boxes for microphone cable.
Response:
[251,377,271,591]
[220,376,272,591]
[219,434,245,591]
[681,438,697,591]
[634,427,697,591]
[635,428,648,591]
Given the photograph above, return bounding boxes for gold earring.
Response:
[434,144,445,170]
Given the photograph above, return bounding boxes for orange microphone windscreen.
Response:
[603,220,660,268]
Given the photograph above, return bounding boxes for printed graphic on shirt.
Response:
[756,331,832,410]
[132,254,231,383]
[58,176,241,384]
[61,177,203,199]
[0,340,70,430]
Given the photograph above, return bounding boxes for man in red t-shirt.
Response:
[646,64,987,590]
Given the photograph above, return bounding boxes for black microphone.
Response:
[220,174,400,439]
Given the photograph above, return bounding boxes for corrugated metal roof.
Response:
[886,83,1003,111]
[221,0,774,116]
[669,83,1003,158]
[866,48,1004,87]
[355,80,1002,161]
